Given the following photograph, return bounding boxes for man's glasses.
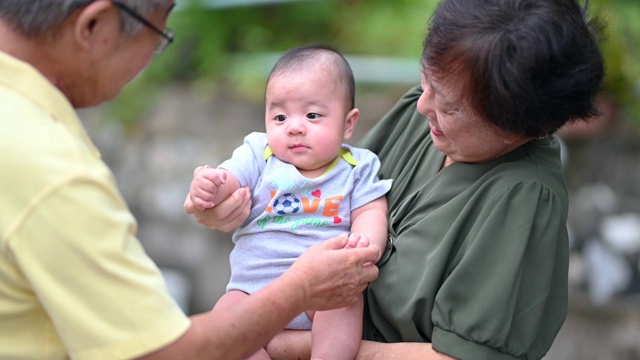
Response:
[111,0,174,54]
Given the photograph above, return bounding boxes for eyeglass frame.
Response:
[111,0,174,54]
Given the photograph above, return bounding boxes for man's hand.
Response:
[285,234,380,311]
[344,233,370,249]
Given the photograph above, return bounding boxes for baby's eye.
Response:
[306,113,320,119]
[275,114,287,122]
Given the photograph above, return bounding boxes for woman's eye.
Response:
[439,107,462,116]
[307,113,320,119]
[275,114,287,122]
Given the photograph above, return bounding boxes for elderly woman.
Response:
[190,0,604,359]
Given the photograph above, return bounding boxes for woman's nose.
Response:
[417,85,436,118]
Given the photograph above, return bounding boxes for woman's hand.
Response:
[184,186,251,233]
[187,166,228,211]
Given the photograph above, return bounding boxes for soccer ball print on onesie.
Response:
[256,185,345,231]
[272,193,302,215]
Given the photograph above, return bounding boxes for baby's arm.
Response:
[184,165,242,212]
[348,196,388,262]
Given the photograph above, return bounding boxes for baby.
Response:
[185,44,391,360]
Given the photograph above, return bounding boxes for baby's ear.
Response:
[343,108,360,140]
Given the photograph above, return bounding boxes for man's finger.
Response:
[320,234,350,251]
[352,245,381,265]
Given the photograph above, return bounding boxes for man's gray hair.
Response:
[0,0,167,38]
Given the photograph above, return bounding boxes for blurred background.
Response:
[79,0,640,358]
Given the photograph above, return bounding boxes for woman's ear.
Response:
[72,1,119,54]
[343,108,360,140]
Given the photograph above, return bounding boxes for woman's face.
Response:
[417,70,527,165]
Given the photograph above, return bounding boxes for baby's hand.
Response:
[344,233,371,249]
[189,165,227,211]
[345,233,378,266]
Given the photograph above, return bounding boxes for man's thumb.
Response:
[324,233,349,250]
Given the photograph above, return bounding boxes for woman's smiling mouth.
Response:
[429,121,444,136]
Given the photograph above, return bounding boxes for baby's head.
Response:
[267,44,355,110]
[264,45,360,177]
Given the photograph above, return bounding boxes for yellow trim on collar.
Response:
[264,146,358,176]
[339,148,358,166]
[322,148,357,175]
[264,146,274,160]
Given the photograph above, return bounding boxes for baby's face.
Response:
[265,68,357,178]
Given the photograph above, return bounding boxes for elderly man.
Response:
[0,1,380,359]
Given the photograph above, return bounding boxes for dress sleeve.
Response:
[9,172,190,360]
[431,181,569,360]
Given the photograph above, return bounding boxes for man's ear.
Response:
[73,1,119,53]
[343,108,360,140]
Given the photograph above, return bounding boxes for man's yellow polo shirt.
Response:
[0,52,190,359]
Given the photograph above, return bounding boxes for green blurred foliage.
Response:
[110,0,436,127]
[111,0,640,128]
[590,0,640,124]
[148,0,434,82]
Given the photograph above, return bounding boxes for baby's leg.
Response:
[310,294,364,360]
[213,291,271,360]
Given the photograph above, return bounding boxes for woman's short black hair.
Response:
[422,0,604,137]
